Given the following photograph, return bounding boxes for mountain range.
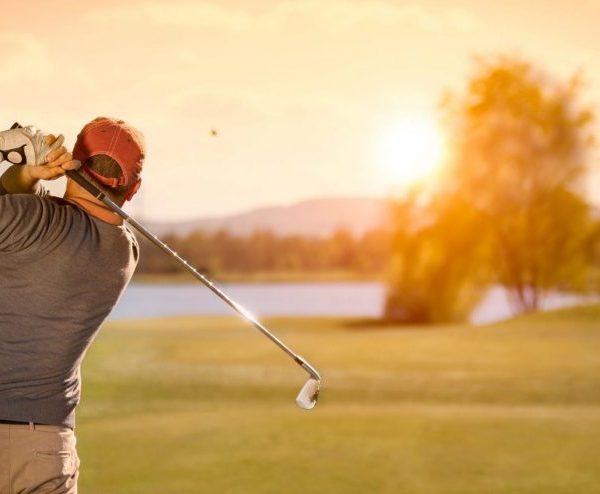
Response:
[145,196,390,237]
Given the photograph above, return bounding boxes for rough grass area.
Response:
[77,305,600,493]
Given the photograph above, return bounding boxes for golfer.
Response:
[0,117,144,493]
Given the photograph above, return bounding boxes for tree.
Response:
[384,188,490,323]
[587,214,600,292]
[441,56,596,313]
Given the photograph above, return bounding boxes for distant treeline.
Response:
[135,228,392,276]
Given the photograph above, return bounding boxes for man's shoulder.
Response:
[0,193,58,253]
[1,192,81,219]
[0,191,48,212]
[117,224,140,263]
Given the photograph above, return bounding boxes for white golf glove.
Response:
[0,123,64,166]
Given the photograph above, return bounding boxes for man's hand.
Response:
[22,134,81,182]
[0,134,81,195]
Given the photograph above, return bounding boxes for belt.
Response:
[0,419,32,425]
[0,419,73,431]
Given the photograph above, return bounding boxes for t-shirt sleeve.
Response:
[0,194,49,253]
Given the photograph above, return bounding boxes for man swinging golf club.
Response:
[0,117,145,493]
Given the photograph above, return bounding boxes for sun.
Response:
[378,116,443,187]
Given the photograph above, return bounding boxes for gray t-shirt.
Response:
[0,185,138,427]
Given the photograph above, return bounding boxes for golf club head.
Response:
[296,378,321,410]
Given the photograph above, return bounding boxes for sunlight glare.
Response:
[378,116,443,186]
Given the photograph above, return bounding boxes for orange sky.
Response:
[1,0,599,220]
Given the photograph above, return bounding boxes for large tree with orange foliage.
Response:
[385,56,597,322]
[442,56,596,313]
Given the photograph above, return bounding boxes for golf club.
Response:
[65,170,322,410]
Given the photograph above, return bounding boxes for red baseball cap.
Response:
[73,117,145,201]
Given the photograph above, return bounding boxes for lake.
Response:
[109,282,597,325]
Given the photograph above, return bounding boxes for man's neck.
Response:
[63,193,123,225]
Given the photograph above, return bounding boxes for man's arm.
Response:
[0,163,42,194]
[0,135,80,194]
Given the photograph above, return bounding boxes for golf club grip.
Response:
[66,170,106,200]
[65,170,321,382]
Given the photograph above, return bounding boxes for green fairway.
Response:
[77,306,600,493]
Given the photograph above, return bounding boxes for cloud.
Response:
[85,0,479,34]
[267,0,479,34]
[86,2,252,32]
[0,33,54,82]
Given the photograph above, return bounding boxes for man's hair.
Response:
[81,154,129,203]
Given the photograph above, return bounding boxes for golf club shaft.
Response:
[66,170,321,381]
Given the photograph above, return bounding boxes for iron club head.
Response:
[296,378,321,410]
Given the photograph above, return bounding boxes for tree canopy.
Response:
[385,55,597,322]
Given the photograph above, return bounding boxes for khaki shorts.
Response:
[0,422,79,494]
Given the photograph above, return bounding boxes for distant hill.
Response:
[144,197,390,237]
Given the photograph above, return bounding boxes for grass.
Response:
[76,306,600,493]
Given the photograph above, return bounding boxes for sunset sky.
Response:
[2,0,600,220]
